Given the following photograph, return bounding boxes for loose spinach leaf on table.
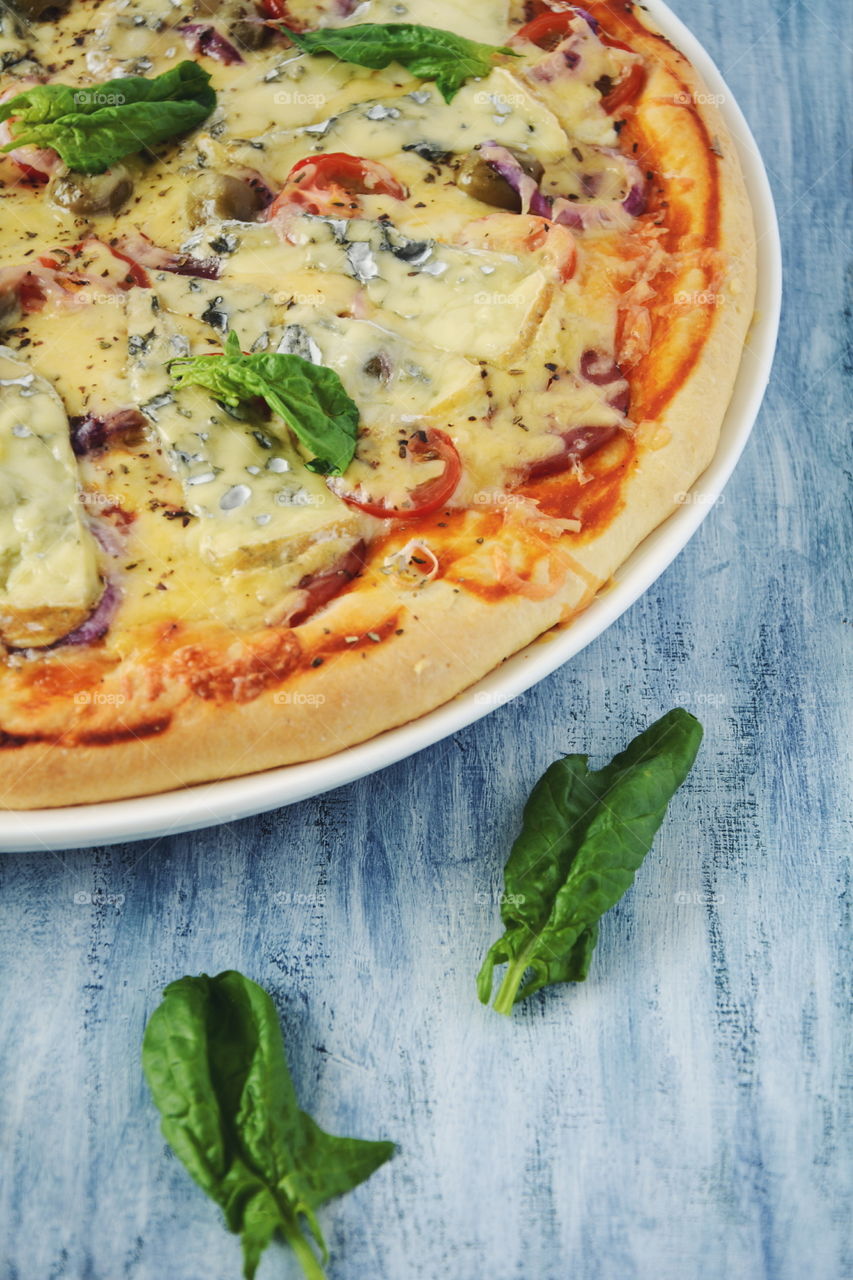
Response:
[283,22,516,102]
[0,61,215,174]
[478,708,704,1014]
[169,330,359,476]
[142,970,395,1280]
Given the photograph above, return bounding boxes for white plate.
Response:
[0,1,781,852]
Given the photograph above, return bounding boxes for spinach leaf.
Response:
[283,22,516,103]
[0,61,215,174]
[169,331,359,476]
[477,709,704,1014]
[142,970,395,1280]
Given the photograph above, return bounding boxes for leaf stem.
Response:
[492,951,534,1016]
[283,1224,328,1280]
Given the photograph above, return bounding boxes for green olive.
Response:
[187,173,266,226]
[48,166,134,216]
[455,147,545,211]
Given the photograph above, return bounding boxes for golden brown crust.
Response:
[0,2,757,809]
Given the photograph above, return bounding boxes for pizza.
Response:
[0,0,756,808]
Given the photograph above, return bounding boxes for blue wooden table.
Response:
[1,2,850,1277]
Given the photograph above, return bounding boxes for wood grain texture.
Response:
[0,1,850,1277]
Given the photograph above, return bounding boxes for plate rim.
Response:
[0,0,782,852]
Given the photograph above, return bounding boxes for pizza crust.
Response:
[0,2,757,809]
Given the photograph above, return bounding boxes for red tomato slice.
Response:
[267,153,407,219]
[257,0,295,19]
[102,242,150,288]
[327,430,462,520]
[597,33,637,54]
[600,61,646,113]
[13,160,51,185]
[515,11,576,49]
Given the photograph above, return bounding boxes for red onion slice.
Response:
[525,424,620,481]
[70,408,146,457]
[478,143,553,217]
[58,581,120,647]
[112,233,221,280]
[478,141,645,228]
[180,23,244,64]
[579,349,620,384]
[288,541,365,627]
[579,349,630,414]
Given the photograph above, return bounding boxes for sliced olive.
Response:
[48,165,134,216]
[363,352,391,382]
[0,289,21,331]
[455,147,545,211]
[10,0,71,19]
[187,172,266,225]
[228,17,269,48]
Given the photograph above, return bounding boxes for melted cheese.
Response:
[0,0,638,642]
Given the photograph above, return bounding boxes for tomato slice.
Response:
[102,242,150,288]
[600,61,646,113]
[515,11,576,49]
[327,430,462,520]
[257,0,296,19]
[13,159,51,185]
[267,153,408,218]
[516,10,645,112]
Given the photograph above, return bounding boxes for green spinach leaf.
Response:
[142,970,395,1280]
[283,22,516,103]
[0,61,215,174]
[478,709,704,1014]
[169,331,359,476]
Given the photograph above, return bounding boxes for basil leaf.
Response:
[142,970,395,1280]
[0,61,215,174]
[283,22,516,103]
[169,331,359,476]
[478,709,704,1013]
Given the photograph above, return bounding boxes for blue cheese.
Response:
[125,289,363,578]
[0,349,101,647]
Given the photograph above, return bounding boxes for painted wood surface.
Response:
[0,2,850,1277]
